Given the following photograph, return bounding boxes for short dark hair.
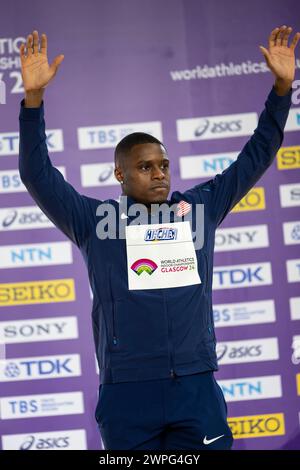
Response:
[114,132,167,166]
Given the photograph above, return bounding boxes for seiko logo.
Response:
[229,416,283,436]
[0,280,74,304]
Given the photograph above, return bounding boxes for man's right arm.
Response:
[24,88,45,108]
[19,90,95,248]
[18,31,97,248]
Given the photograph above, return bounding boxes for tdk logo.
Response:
[0,354,81,382]
[144,227,178,241]
[0,130,63,156]
[4,359,72,378]
[291,224,300,241]
[213,262,272,289]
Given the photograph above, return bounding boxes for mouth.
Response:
[150,185,168,190]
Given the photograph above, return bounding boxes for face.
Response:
[115,143,171,206]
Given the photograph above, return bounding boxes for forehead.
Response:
[129,143,168,161]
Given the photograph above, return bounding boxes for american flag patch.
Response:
[176,200,191,216]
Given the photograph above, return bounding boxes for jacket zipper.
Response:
[108,265,118,346]
[203,251,213,336]
[112,302,117,346]
[203,251,209,294]
[162,289,176,378]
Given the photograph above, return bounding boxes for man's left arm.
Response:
[207,25,299,227]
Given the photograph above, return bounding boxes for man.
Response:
[18,26,298,450]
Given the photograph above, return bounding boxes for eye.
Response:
[141,165,150,171]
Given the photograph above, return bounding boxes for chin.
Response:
[149,195,168,204]
[141,188,169,206]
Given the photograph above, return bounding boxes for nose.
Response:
[152,166,165,180]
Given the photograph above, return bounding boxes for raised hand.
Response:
[260,25,300,95]
[20,30,64,92]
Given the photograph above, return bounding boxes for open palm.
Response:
[260,26,300,83]
[20,30,64,92]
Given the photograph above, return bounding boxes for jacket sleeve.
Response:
[18,98,95,248]
[202,86,292,227]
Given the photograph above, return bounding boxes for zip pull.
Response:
[170,369,176,378]
[113,336,118,345]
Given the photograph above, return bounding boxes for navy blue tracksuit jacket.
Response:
[18,86,292,384]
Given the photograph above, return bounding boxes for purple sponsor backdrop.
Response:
[0,0,299,450]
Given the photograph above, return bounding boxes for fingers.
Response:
[26,33,33,56]
[22,30,47,58]
[282,26,293,47]
[32,30,39,55]
[269,25,299,49]
[19,43,26,62]
[50,54,64,73]
[40,33,47,55]
[259,45,271,65]
[290,32,300,51]
[269,27,279,48]
[275,25,287,46]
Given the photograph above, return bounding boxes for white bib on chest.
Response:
[125,221,201,290]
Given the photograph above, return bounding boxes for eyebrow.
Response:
[137,157,169,164]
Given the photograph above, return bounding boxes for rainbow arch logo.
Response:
[131,258,158,276]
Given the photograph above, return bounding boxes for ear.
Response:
[114,167,124,184]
